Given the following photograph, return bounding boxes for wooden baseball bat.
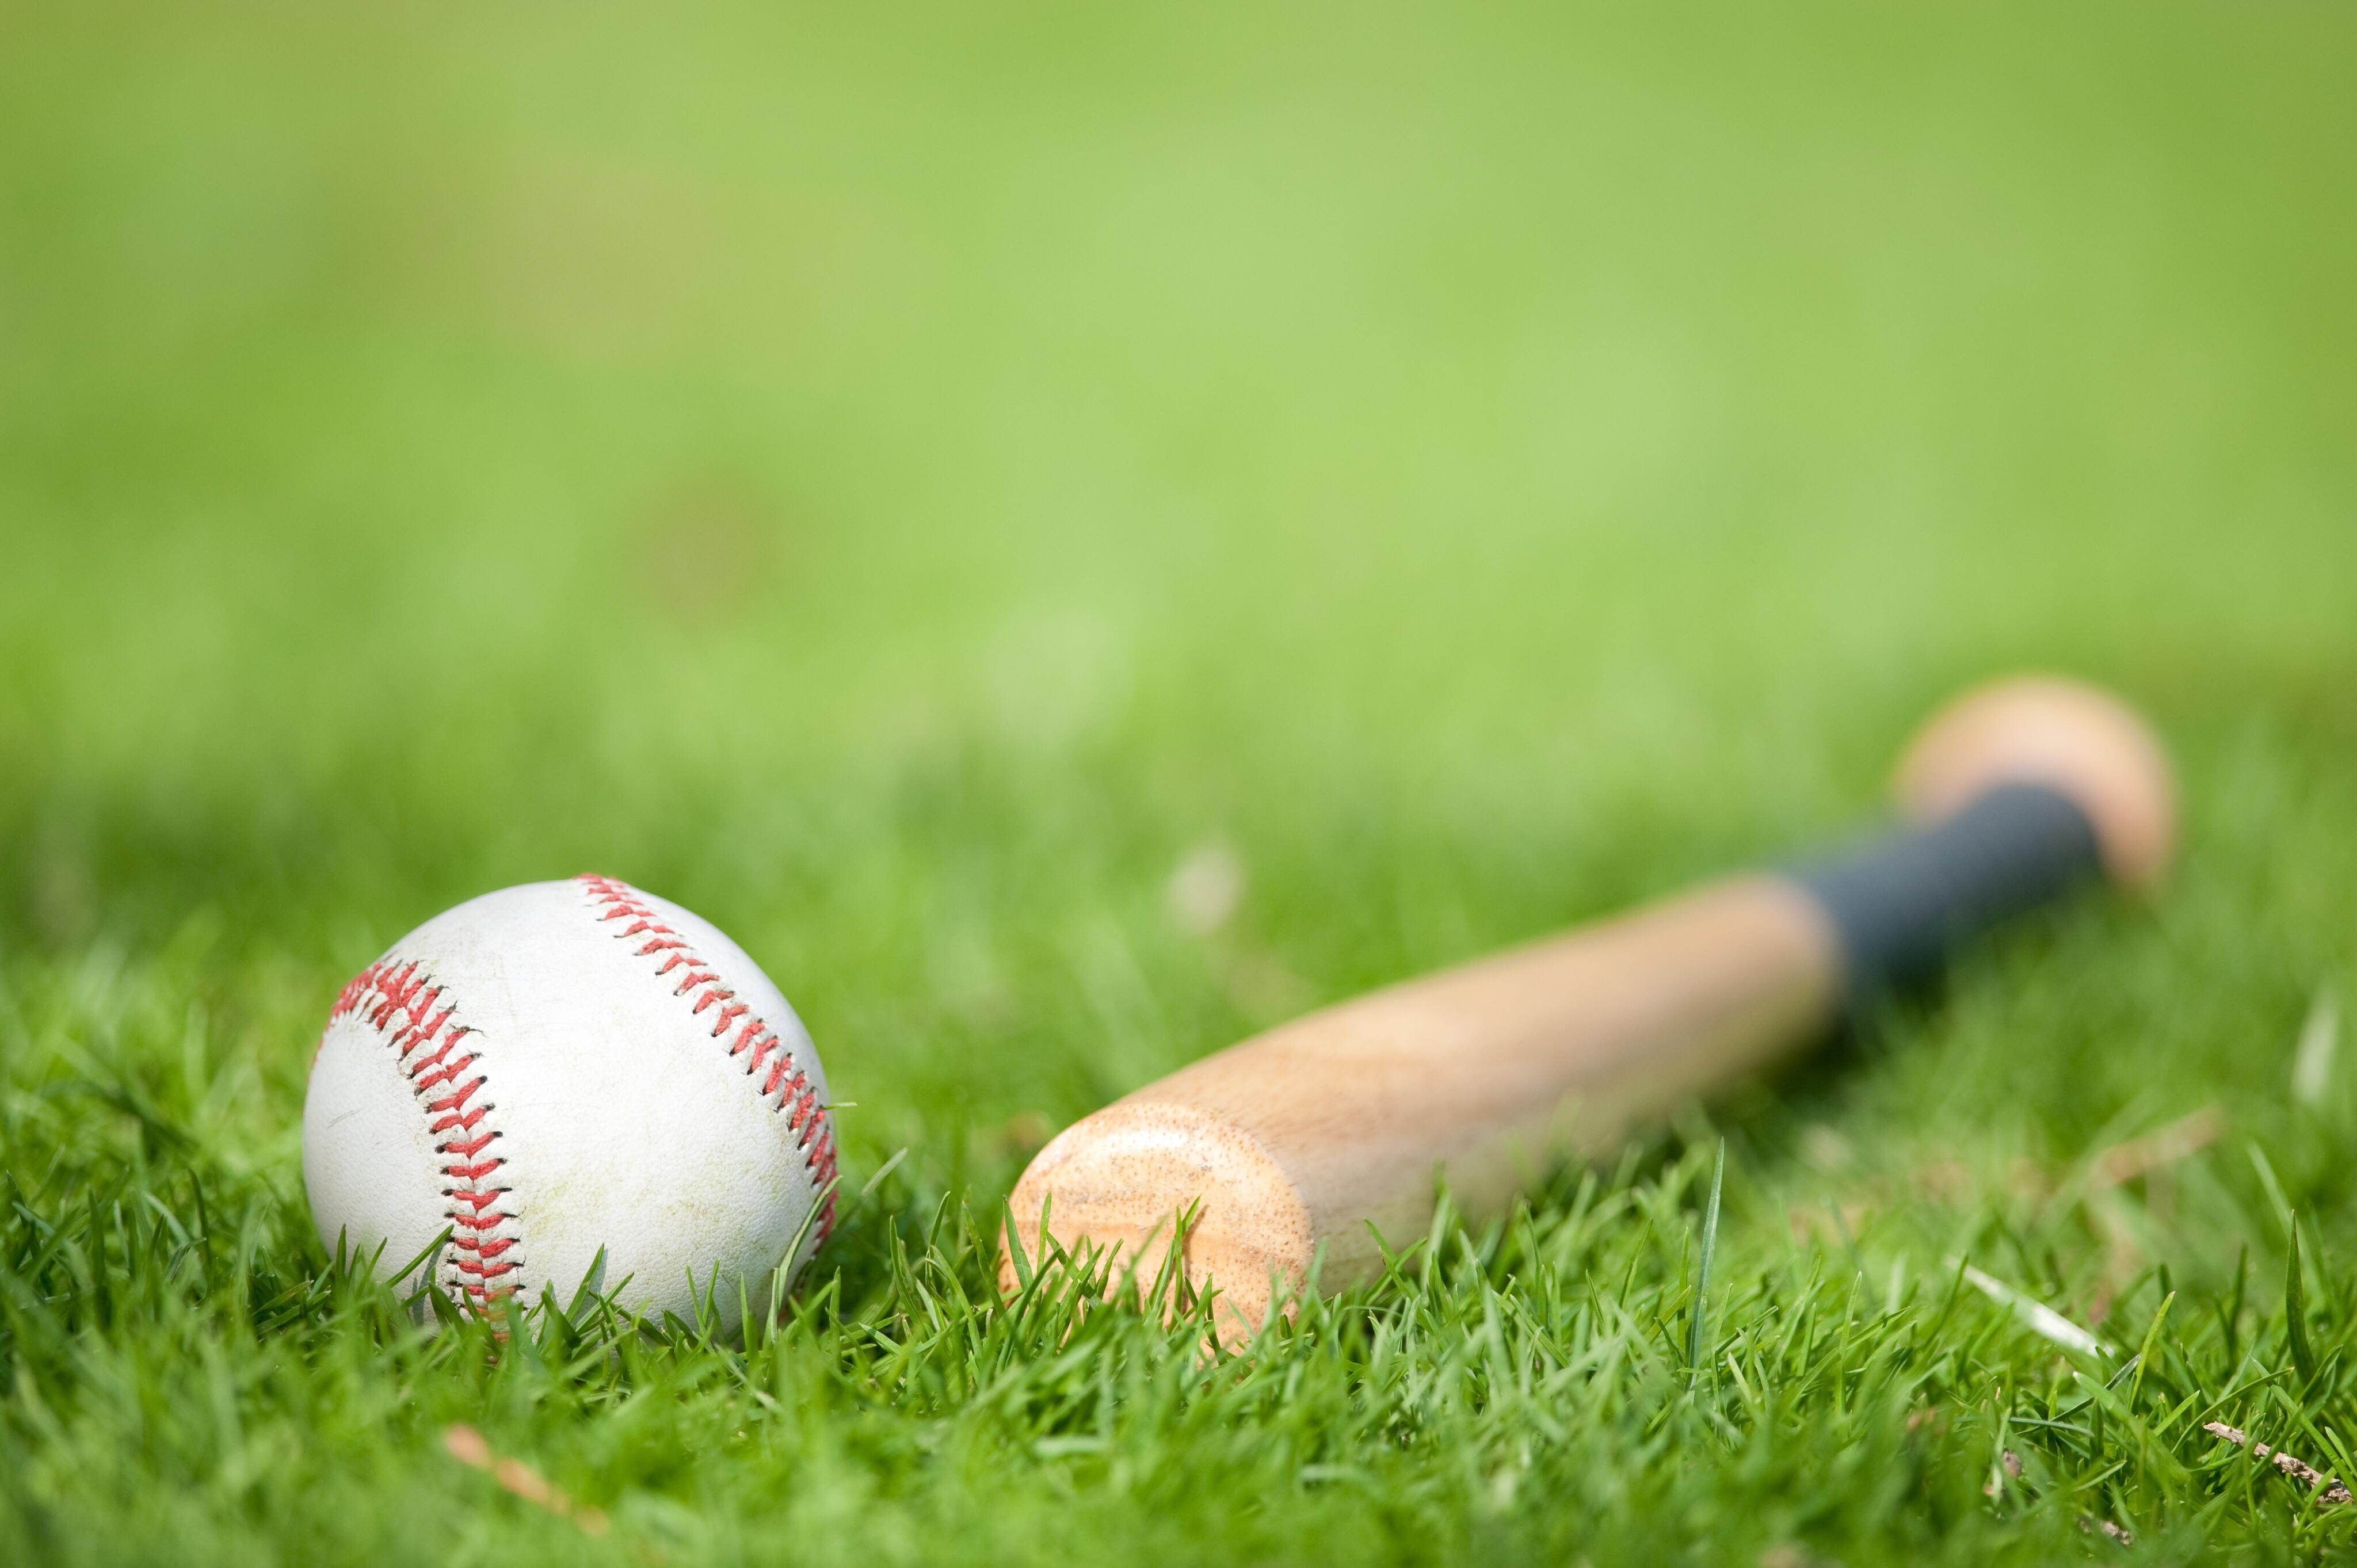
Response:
[1003,677,2175,1345]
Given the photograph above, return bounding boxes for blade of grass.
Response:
[1687,1140,1725,1374]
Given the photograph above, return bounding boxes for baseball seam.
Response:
[574,875,840,1246]
[327,960,523,1310]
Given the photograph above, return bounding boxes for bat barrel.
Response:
[1004,675,2173,1345]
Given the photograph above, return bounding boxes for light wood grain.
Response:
[1006,876,1841,1343]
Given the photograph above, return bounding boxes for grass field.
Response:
[5,2,2357,1562]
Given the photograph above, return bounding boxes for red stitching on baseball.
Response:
[410,1053,477,1093]
[574,875,838,1245]
[327,961,522,1310]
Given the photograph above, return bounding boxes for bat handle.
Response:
[1795,674,2175,1002]
[1797,784,2104,1000]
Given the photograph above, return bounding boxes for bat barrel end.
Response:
[1002,1100,1314,1348]
[1894,675,2176,892]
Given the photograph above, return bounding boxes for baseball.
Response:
[302,875,838,1332]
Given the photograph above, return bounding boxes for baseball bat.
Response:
[1003,676,2174,1345]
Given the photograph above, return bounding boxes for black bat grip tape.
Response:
[1787,781,2104,1006]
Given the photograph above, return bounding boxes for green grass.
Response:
[5,1,2357,1561]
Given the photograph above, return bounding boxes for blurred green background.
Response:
[5,0,2351,1130]
[3,1,2356,1556]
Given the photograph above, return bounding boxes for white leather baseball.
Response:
[302,876,838,1333]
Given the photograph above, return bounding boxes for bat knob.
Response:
[1893,676,2176,892]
